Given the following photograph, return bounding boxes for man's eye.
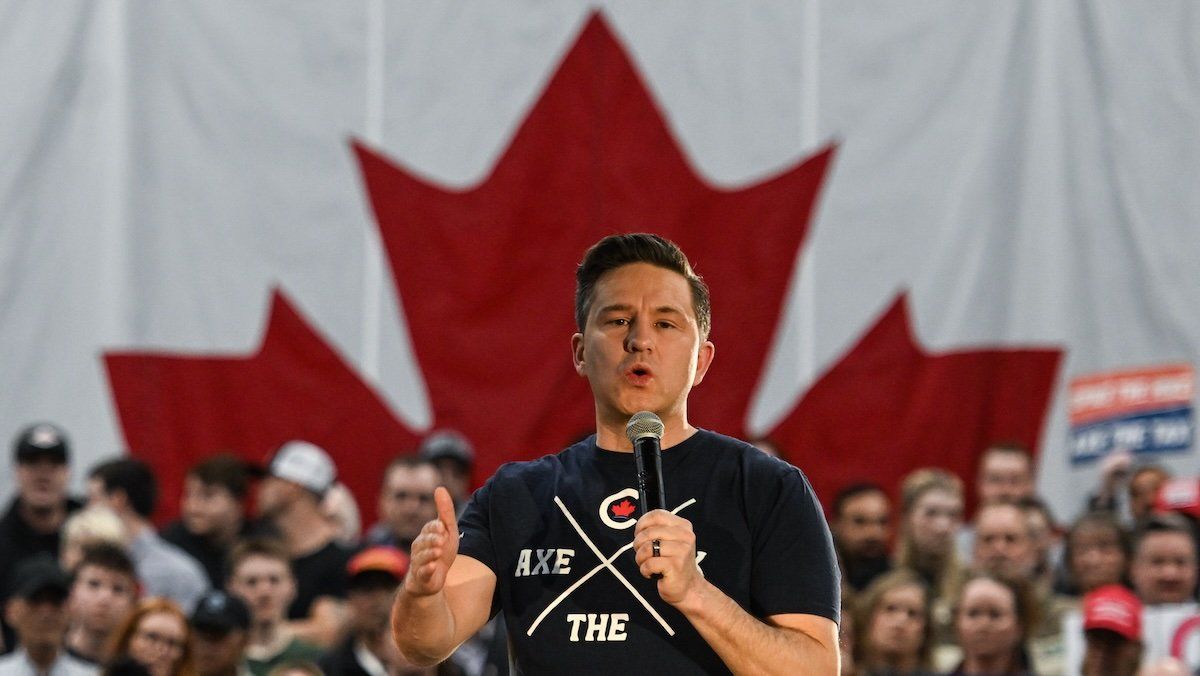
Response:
[655,321,676,329]
[610,318,629,326]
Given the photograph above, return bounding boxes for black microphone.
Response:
[626,410,666,516]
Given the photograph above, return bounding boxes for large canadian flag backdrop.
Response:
[2,3,1198,525]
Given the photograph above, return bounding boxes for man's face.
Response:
[834,491,891,560]
[182,477,243,537]
[1081,630,1141,676]
[68,564,137,634]
[977,450,1034,505]
[972,504,1037,578]
[17,457,69,511]
[907,489,963,556]
[1130,531,1197,604]
[228,555,295,624]
[346,578,398,635]
[378,465,438,543]
[572,263,714,430]
[191,627,247,676]
[1129,470,1168,521]
[5,594,69,651]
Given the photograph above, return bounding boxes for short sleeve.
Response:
[744,458,841,622]
[456,477,497,573]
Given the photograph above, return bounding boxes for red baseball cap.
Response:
[347,546,410,580]
[1083,585,1143,642]
[1154,478,1200,520]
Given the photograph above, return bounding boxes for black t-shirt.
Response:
[457,430,840,675]
[288,540,357,620]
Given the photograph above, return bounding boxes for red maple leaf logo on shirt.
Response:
[611,499,637,519]
[103,13,1061,522]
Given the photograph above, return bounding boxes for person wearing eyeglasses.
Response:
[105,598,194,676]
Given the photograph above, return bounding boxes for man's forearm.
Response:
[391,585,459,666]
[677,580,839,675]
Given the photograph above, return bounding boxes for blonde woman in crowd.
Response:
[894,468,966,645]
[853,569,935,675]
[61,506,128,572]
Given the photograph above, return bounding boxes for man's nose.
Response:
[624,321,652,352]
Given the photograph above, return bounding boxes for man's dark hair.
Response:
[832,482,887,519]
[188,453,251,500]
[575,233,711,339]
[1132,512,1199,558]
[227,537,293,579]
[89,458,158,519]
[75,542,137,581]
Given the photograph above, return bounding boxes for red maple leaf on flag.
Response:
[767,294,1062,511]
[611,499,637,518]
[105,290,419,522]
[104,12,1062,524]
[354,13,831,483]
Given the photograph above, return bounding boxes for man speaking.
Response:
[392,234,840,674]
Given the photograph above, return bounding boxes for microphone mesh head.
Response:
[625,411,665,444]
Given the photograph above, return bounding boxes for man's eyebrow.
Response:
[596,304,634,315]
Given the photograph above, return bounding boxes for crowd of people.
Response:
[0,422,486,676]
[1,420,1196,675]
[819,442,1200,675]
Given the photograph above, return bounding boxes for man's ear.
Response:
[571,333,586,376]
[692,340,716,387]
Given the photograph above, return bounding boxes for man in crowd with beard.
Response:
[830,483,892,592]
[0,423,83,653]
[255,442,356,648]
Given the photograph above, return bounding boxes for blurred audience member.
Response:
[1129,513,1198,605]
[225,538,322,676]
[972,502,1037,580]
[189,590,250,676]
[1153,476,1200,527]
[61,507,129,573]
[1128,467,1171,523]
[0,423,83,653]
[255,441,354,647]
[942,573,1039,674]
[853,569,932,675]
[0,555,92,675]
[1080,585,1142,676]
[417,431,474,509]
[895,468,965,643]
[957,443,1036,560]
[66,544,139,666]
[162,455,252,588]
[1061,511,1130,596]
[321,483,362,548]
[87,458,209,612]
[830,482,892,592]
[366,457,439,553]
[320,546,455,676]
[105,598,193,676]
[1017,496,1062,586]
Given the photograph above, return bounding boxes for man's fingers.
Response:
[434,486,458,535]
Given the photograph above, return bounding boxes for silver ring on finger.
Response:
[652,539,661,557]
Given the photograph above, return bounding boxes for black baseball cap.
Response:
[8,554,71,602]
[13,423,70,464]
[190,590,250,634]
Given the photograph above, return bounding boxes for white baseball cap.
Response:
[268,440,336,495]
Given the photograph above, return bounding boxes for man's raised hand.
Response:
[404,486,459,597]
